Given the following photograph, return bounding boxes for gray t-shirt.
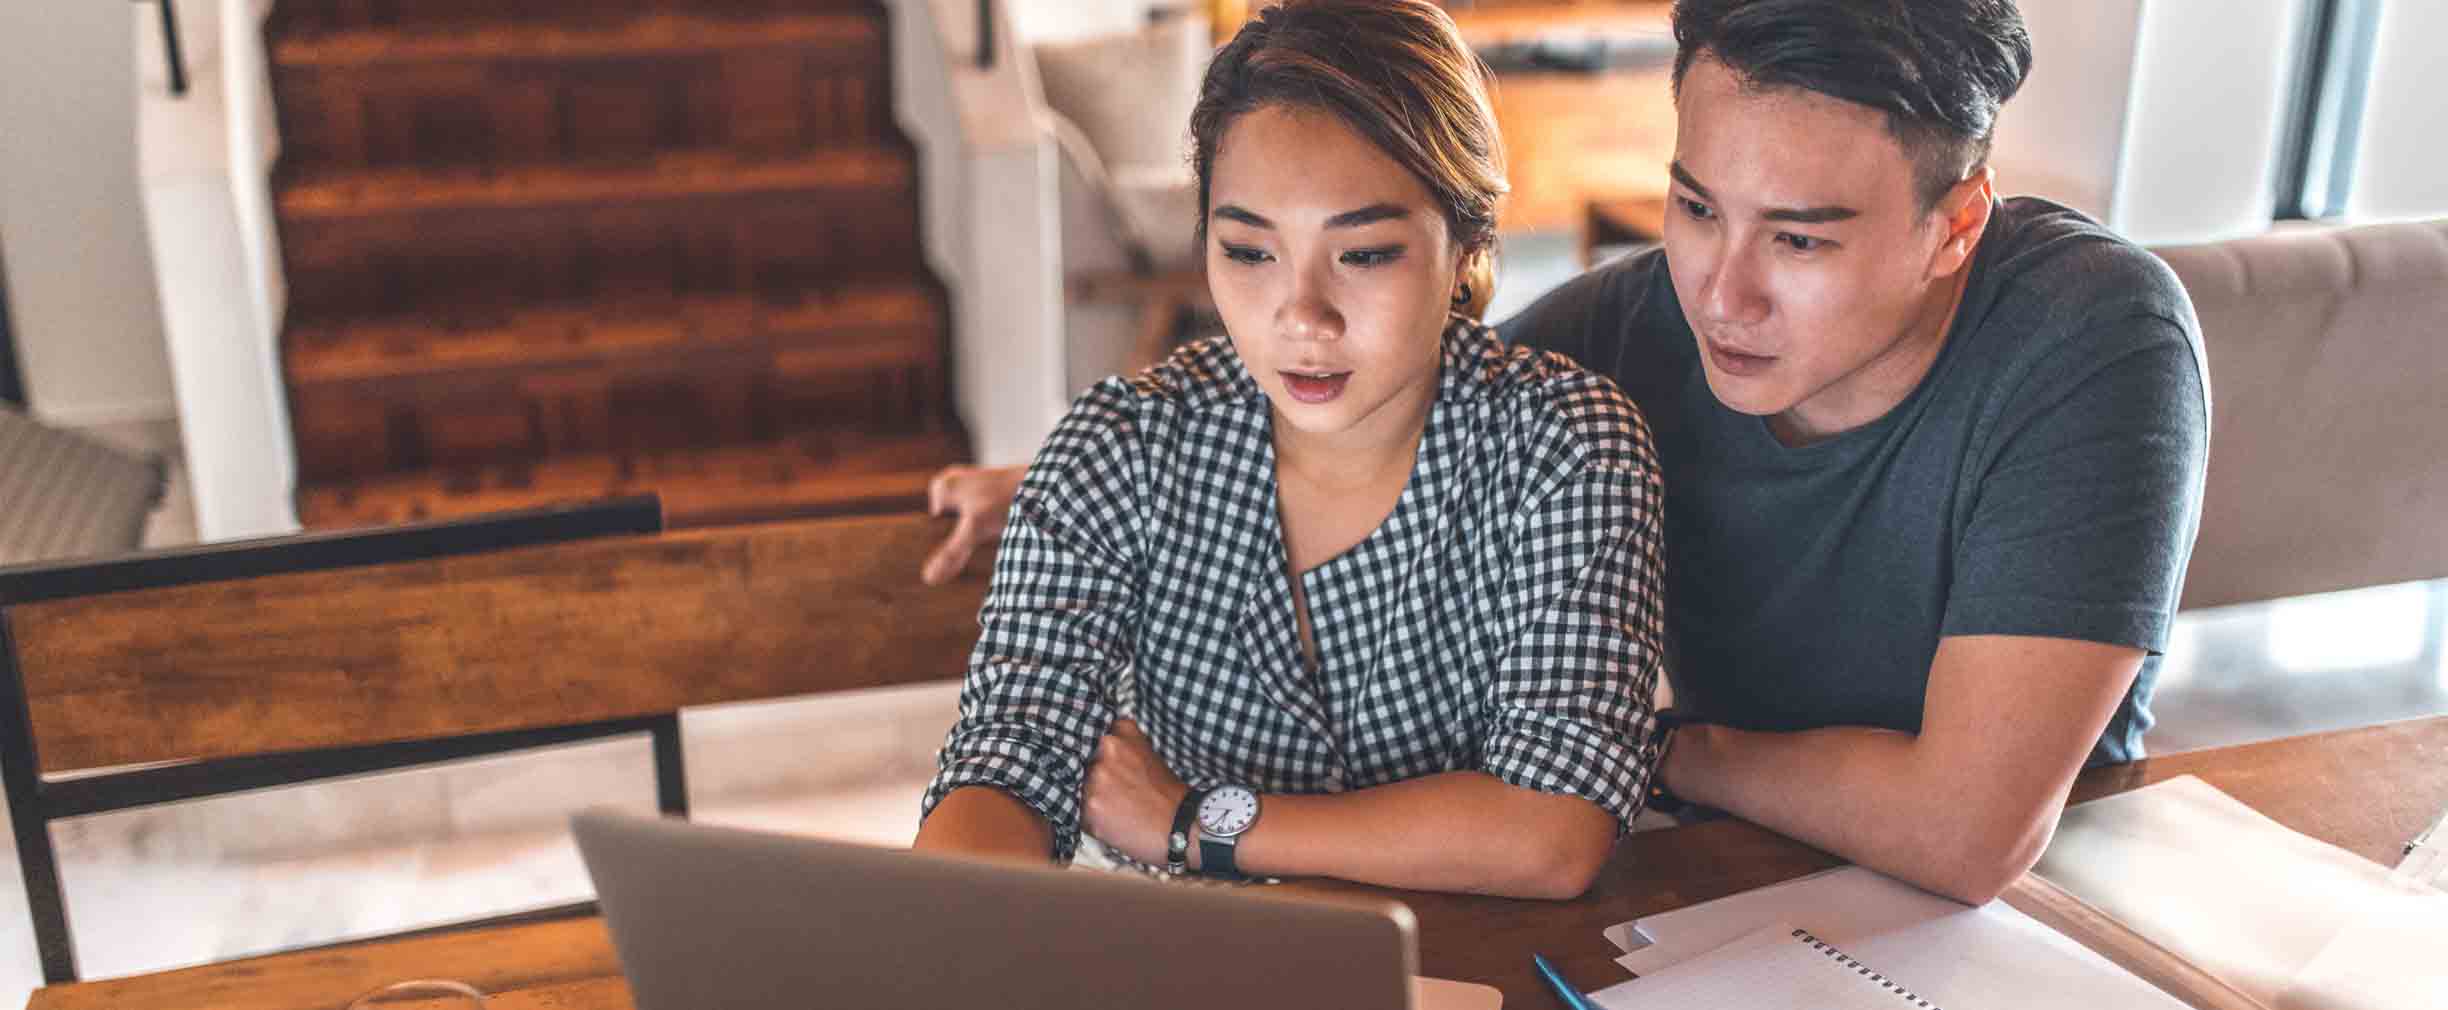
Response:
[1497,197,2209,765]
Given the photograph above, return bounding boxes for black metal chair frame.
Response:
[0,496,669,984]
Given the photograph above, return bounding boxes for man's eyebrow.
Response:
[1670,160,1860,225]
[1213,205,1270,228]
[1669,161,1714,201]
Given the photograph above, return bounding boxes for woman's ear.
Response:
[1454,244,1498,320]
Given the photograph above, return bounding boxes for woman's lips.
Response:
[1280,370,1352,403]
[1705,340,1776,377]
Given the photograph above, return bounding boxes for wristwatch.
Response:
[1195,784,1262,879]
[1168,787,1210,875]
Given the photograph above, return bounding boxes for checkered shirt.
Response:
[922,316,1668,863]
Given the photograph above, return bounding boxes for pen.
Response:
[2409,802,2446,856]
[1531,952,1604,1010]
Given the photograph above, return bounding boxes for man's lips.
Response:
[1704,338,1776,377]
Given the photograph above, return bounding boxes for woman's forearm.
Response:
[1229,771,1617,899]
[912,786,1057,865]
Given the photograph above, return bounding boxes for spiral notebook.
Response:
[1592,923,1941,1009]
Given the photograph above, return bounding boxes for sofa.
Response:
[2155,218,2448,611]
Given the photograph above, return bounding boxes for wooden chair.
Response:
[0,499,989,983]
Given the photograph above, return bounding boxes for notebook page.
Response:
[1592,924,1940,1010]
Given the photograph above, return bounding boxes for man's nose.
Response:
[1702,245,1772,327]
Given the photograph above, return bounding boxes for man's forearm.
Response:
[1227,771,1618,900]
[1666,724,2061,904]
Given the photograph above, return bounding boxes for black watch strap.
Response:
[1198,835,1242,880]
[1168,788,1207,875]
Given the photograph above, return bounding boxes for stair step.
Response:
[285,286,942,387]
[296,428,968,530]
[276,148,922,319]
[284,285,950,481]
[278,147,907,221]
[273,0,869,38]
[272,11,880,68]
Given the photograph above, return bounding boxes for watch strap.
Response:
[1167,788,1208,875]
[1198,835,1242,880]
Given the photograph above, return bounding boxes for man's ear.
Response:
[1927,165,1996,281]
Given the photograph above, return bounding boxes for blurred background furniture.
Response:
[2155,217,2448,610]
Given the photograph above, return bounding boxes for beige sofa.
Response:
[2155,218,2448,611]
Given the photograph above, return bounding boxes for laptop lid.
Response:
[571,809,1420,1010]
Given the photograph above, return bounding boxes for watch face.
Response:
[1197,786,1260,838]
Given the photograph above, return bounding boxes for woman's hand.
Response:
[920,464,1028,585]
[1081,719,1192,866]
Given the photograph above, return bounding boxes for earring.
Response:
[1451,283,1473,308]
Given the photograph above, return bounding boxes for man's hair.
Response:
[1672,0,2033,211]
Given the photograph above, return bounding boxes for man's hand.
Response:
[1081,719,1191,866]
[920,464,1027,585]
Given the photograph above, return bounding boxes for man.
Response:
[922,0,2207,905]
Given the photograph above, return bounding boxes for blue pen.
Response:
[1531,952,1604,1010]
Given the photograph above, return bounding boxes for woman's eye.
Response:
[1777,233,1828,253]
[1340,247,1403,267]
[1678,197,1715,222]
[1220,244,1272,265]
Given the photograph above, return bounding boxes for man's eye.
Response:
[1221,244,1272,265]
[1679,197,1715,221]
[1341,247,1403,267]
[1778,233,1828,253]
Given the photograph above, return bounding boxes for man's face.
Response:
[1665,54,1975,443]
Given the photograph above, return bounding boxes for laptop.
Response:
[572,810,1503,1009]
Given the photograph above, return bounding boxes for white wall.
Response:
[1992,0,2316,246]
[0,3,179,428]
[894,0,1073,465]
[132,0,300,539]
[2343,0,2448,224]
[2111,0,2309,244]
[1990,1,2143,223]
[1006,0,1164,44]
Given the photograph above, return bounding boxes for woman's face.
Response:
[1206,104,1464,446]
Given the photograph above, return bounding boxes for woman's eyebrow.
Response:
[1214,205,1272,228]
[1325,203,1409,228]
[1210,203,1412,229]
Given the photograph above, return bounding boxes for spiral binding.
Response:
[1789,928,1943,1010]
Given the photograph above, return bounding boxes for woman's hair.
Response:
[1189,0,1507,319]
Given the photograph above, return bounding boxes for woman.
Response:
[913,0,1665,900]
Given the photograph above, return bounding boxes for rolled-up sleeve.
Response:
[920,383,1145,862]
[1477,380,1668,834]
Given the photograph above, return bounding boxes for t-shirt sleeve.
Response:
[1476,376,1670,834]
[1942,311,2210,653]
[919,381,1142,863]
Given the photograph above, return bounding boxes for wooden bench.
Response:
[0,502,987,983]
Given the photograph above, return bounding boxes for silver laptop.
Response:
[571,810,1427,1010]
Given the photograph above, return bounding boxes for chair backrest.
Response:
[5,511,985,775]
[2154,218,2448,610]
[0,500,989,983]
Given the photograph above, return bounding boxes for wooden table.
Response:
[30,717,2446,1010]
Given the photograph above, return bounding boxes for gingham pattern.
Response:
[923,316,1668,863]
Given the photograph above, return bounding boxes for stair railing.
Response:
[977,0,995,69]
[136,0,188,97]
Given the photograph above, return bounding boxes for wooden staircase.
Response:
[267,0,964,529]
